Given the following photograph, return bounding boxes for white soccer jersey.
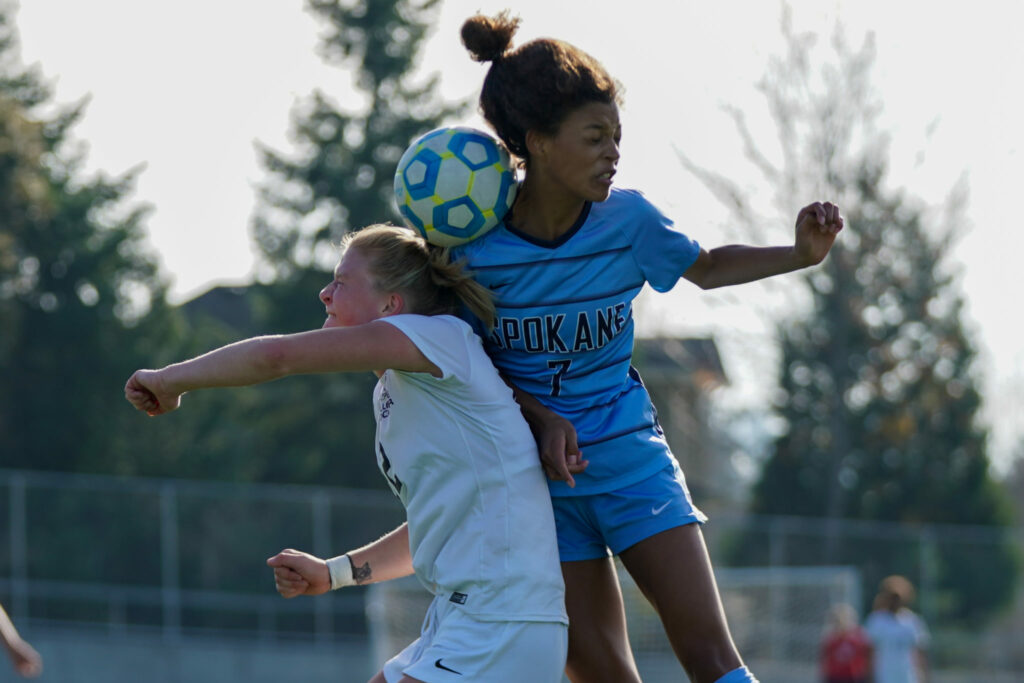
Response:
[373,314,567,624]
[864,608,929,683]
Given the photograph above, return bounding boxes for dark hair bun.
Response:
[461,11,520,63]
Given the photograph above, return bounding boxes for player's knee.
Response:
[565,645,641,683]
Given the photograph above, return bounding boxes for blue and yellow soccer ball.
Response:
[394,126,517,247]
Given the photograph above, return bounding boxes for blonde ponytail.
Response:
[342,225,496,328]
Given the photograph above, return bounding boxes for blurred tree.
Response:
[1006,445,1024,526]
[253,0,462,293]
[0,8,182,474]
[0,4,411,636]
[166,0,465,487]
[683,11,1018,625]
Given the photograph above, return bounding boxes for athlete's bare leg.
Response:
[562,556,642,683]
[619,523,745,683]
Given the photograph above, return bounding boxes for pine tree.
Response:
[252,0,462,290]
[176,0,464,487]
[0,9,180,473]
[685,14,1017,624]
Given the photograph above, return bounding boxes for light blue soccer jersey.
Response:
[453,188,701,496]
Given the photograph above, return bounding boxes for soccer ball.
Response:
[393,126,517,247]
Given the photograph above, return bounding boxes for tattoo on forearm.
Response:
[353,561,372,584]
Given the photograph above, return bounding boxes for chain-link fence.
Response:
[0,468,404,644]
[700,511,1024,678]
[2,468,1021,681]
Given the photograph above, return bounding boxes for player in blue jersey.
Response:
[459,12,844,683]
[125,225,568,683]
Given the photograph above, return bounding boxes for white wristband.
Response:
[326,554,356,590]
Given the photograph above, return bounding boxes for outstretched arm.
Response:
[683,201,843,290]
[125,321,440,416]
[266,523,414,598]
[0,603,42,679]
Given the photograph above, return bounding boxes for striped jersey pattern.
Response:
[453,188,701,495]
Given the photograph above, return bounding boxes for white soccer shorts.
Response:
[381,593,567,683]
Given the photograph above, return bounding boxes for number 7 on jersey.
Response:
[547,359,572,397]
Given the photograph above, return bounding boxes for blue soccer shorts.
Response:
[551,460,708,562]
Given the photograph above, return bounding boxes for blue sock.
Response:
[714,666,758,683]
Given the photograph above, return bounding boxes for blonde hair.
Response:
[826,603,859,633]
[341,224,495,327]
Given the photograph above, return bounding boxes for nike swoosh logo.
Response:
[435,658,462,675]
[651,501,671,515]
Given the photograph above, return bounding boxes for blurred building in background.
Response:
[634,336,740,514]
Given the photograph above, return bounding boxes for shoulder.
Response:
[450,223,507,260]
[378,314,479,381]
[902,609,927,629]
[379,313,472,341]
[592,187,677,237]
[598,187,661,217]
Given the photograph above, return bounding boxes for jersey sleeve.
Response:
[626,190,701,292]
[378,314,473,382]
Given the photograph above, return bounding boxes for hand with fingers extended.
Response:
[794,201,844,266]
[124,369,181,416]
[266,548,331,598]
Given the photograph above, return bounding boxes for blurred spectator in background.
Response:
[821,602,870,683]
[864,575,930,683]
[1,602,42,678]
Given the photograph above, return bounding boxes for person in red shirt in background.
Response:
[821,603,870,683]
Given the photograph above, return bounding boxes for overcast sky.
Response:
[12,0,1024,471]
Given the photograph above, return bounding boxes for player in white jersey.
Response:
[459,12,843,683]
[124,224,568,683]
[864,576,930,683]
